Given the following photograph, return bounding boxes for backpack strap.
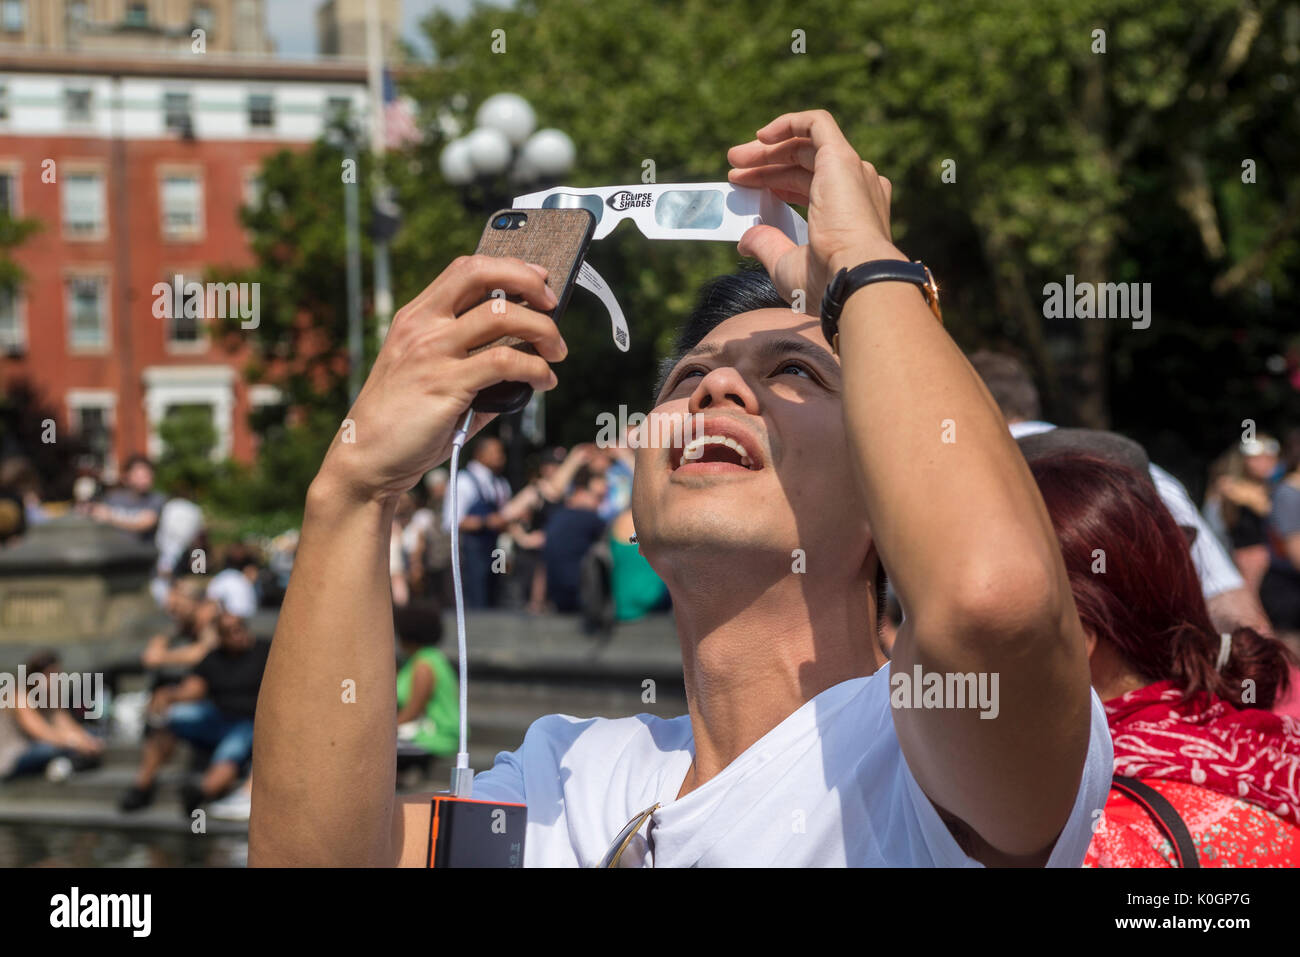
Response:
[1110,775,1200,868]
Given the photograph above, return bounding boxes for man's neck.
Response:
[663,555,883,799]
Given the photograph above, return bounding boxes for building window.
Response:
[1,1,24,33]
[193,2,213,32]
[0,288,22,352]
[164,91,192,133]
[248,93,274,129]
[67,1,88,27]
[63,171,105,237]
[63,171,105,236]
[65,87,93,125]
[160,173,203,240]
[66,275,108,350]
[0,84,9,121]
[69,396,115,469]
[124,2,148,28]
[163,272,204,347]
[0,169,17,217]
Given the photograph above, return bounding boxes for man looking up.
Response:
[251,109,1110,867]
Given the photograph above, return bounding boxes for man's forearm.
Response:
[834,245,1067,638]
[250,474,400,866]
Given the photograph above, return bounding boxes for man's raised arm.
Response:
[249,256,566,866]
[730,110,1093,862]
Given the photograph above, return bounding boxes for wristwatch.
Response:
[820,260,942,355]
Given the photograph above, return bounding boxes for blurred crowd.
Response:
[388,433,669,629]
[0,431,673,817]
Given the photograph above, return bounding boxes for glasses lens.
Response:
[542,192,603,224]
[654,189,724,229]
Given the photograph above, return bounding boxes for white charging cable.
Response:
[447,407,476,798]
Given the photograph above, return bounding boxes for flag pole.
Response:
[365,0,394,344]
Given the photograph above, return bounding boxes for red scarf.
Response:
[1106,680,1300,826]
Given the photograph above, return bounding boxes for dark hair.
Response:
[968,350,1041,422]
[223,543,260,571]
[24,649,60,673]
[1030,450,1291,709]
[394,600,443,647]
[652,264,788,401]
[123,453,153,473]
[654,264,889,632]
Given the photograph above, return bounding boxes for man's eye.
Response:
[670,366,707,387]
[776,362,812,378]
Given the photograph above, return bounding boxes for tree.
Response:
[223,0,1300,510]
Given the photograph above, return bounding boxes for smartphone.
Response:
[466,207,596,414]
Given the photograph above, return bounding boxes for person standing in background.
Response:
[442,437,511,609]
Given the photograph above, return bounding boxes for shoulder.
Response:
[471,711,687,806]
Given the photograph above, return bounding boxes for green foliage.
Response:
[155,404,221,499]
[223,0,1300,520]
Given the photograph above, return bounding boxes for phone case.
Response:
[468,207,596,413]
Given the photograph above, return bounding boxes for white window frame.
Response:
[0,159,20,217]
[64,270,110,354]
[163,90,192,133]
[67,389,117,468]
[1,0,25,34]
[247,91,275,131]
[159,166,204,241]
[62,165,107,240]
[0,285,24,353]
[161,268,209,354]
[64,86,93,126]
[143,365,235,461]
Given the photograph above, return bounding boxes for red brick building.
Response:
[0,48,368,480]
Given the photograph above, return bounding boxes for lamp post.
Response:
[325,118,365,404]
[439,94,576,486]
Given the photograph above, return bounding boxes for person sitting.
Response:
[1026,447,1300,866]
[0,651,104,782]
[394,602,459,760]
[119,610,270,815]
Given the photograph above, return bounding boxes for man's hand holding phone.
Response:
[314,254,567,507]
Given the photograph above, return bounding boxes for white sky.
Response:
[266,0,503,60]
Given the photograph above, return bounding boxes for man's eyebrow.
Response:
[679,335,841,380]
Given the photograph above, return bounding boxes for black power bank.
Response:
[426,796,528,867]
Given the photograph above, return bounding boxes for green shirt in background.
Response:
[609,533,669,621]
[396,647,460,756]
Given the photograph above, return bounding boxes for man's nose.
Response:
[688,366,758,414]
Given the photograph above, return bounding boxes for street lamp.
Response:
[439,92,576,197]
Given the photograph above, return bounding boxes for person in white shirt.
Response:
[441,437,512,608]
[967,350,1273,637]
[206,545,259,620]
[252,109,1111,867]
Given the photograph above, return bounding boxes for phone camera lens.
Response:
[493,214,511,229]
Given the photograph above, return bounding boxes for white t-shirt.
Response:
[206,568,257,619]
[469,666,1113,867]
[1009,420,1243,599]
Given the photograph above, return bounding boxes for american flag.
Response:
[382,69,422,150]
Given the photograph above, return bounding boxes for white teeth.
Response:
[679,434,753,467]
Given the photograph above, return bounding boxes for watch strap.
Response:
[821,260,939,351]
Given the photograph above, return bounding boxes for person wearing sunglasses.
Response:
[250,109,1111,867]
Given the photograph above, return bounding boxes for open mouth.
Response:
[670,424,763,473]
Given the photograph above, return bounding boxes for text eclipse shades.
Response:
[512,183,809,245]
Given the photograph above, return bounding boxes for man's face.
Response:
[477,439,507,473]
[631,308,872,575]
[126,463,154,493]
[217,613,253,652]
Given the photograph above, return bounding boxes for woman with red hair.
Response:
[1029,450,1300,867]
